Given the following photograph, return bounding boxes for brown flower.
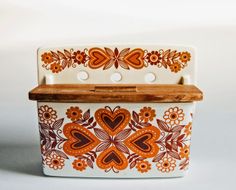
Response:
[156,156,176,173]
[139,107,156,122]
[169,62,181,73]
[179,51,191,63]
[66,106,82,121]
[41,52,53,64]
[72,50,87,64]
[184,122,192,136]
[45,153,65,170]
[163,107,184,126]
[146,51,161,65]
[180,145,190,159]
[72,159,87,171]
[38,105,57,125]
[136,160,151,173]
[50,63,63,73]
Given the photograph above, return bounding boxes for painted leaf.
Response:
[95,142,111,152]
[94,128,110,140]
[152,152,166,162]
[156,119,170,132]
[115,142,129,154]
[114,129,131,141]
[52,118,64,130]
[171,125,185,132]
[168,150,181,160]
[83,109,90,120]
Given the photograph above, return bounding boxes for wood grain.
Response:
[29,84,203,103]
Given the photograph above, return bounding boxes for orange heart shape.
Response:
[95,108,131,136]
[123,48,145,69]
[88,48,110,69]
[124,126,160,158]
[63,123,100,156]
[96,146,128,170]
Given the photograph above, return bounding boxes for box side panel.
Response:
[37,102,194,178]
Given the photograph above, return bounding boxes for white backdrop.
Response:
[0,0,236,189]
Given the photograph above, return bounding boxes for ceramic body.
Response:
[33,45,199,178]
[38,102,194,178]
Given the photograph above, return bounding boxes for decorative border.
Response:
[38,105,192,173]
[41,47,191,73]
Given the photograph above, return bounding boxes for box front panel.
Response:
[37,102,194,178]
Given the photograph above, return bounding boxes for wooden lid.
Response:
[29,84,203,103]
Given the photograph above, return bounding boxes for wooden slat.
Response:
[29,84,203,103]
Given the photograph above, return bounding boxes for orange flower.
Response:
[169,62,181,73]
[179,51,191,63]
[139,107,156,122]
[38,105,57,125]
[72,159,87,171]
[163,107,184,126]
[50,63,63,73]
[66,106,82,121]
[184,122,192,136]
[136,160,151,173]
[180,145,190,159]
[72,50,87,64]
[146,51,161,65]
[45,153,65,170]
[156,156,176,173]
[41,52,53,64]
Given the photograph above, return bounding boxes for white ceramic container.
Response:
[29,45,203,178]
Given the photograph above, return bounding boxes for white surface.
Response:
[0,0,236,189]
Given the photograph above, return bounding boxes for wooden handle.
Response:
[94,85,137,92]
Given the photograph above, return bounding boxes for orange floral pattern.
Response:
[156,156,176,173]
[179,145,190,159]
[72,159,87,171]
[41,48,191,73]
[66,106,82,121]
[38,105,193,173]
[136,160,151,173]
[45,153,65,170]
[38,105,57,125]
[139,106,156,122]
[163,107,185,126]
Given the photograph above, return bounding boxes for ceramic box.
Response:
[29,45,203,178]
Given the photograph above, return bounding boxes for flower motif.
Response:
[179,51,191,63]
[45,153,65,170]
[72,159,87,171]
[169,62,181,73]
[72,50,87,64]
[180,145,190,159]
[163,107,184,126]
[139,107,156,122]
[146,51,161,65]
[66,106,82,121]
[50,63,63,73]
[184,122,192,136]
[41,52,53,64]
[136,160,151,173]
[156,156,176,173]
[38,105,57,125]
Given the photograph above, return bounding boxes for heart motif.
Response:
[124,126,160,158]
[63,123,100,156]
[123,48,145,69]
[96,146,128,170]
[88,48,111,69]
[95,108,131,136]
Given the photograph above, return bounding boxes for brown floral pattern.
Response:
[41,48,191,73]
[38,105,193,174]
[156,156,176,173]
